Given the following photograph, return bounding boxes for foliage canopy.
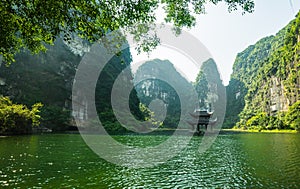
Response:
[0,0,254,63]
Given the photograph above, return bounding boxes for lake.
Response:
[0,133,299,188]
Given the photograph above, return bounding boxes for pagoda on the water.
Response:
[187,104,217,134]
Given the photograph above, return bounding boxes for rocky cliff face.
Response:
[134,59,193,127]
[0,38,144,131]
[134,58,225,128]
[0,38,80,107]
[200,58,225,116]
[225,12,300,130]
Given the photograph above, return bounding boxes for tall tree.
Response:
[0,0,254,63]
[194,70,208,108]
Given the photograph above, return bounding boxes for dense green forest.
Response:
[1,12,299,134]
[0,38,145,134]
[0,39,79,133]
[225,12,300,130]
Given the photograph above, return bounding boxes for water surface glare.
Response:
[0,133,299,188]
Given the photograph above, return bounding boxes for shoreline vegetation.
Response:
[73,127,300,135]
[1,127,298,136]
[129,127,299,134]
[222,128,298,134]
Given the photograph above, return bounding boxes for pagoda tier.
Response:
[186,118,218,127]
[189,110,213,118]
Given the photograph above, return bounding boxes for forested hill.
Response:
[225,12,300,130]
[134,59,193,128]
[134,58,225,128]
[0,38,145,133]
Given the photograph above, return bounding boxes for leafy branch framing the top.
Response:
[0,0,254,64]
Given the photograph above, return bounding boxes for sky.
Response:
[131,0,300,85]
[191,0,300,85]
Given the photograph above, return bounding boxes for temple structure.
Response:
[187,109,217,134]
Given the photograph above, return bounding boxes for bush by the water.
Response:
[40,105,71,131]
[285,101,300,131]
[0,96,42,134]
[237,101,300,131]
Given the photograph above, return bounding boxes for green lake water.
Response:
[0,133,299,188]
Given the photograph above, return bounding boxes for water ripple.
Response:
[0,134,299,188]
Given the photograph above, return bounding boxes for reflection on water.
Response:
[239,134,300,188]
[0,133,299,188]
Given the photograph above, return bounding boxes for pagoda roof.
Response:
[190,110,213,118]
